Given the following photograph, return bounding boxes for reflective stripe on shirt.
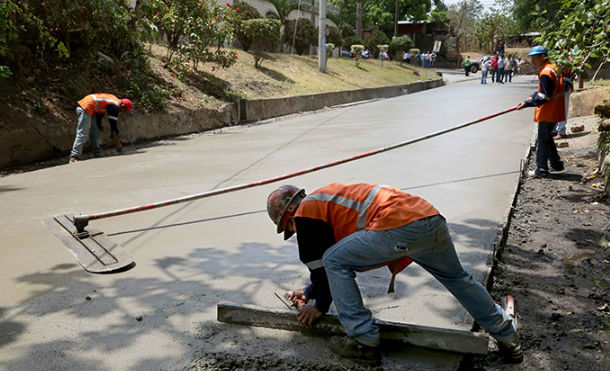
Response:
[304,185,387,231]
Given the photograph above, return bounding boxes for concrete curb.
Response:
[237,79,444,123]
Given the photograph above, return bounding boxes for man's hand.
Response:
[287,289,308,307]
[296,306,322,328]
[516,101,526,110]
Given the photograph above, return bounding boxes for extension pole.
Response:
[74,105,520,229]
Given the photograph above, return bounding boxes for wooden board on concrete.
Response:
[217,302,489,355]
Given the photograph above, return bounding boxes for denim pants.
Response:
[505,70,513,82]
[497,68,504,82]
[481,70,488,84]
[70,107,101,157]
[322,215,516,347]
[536,121,562,171]
[554,92,571,135]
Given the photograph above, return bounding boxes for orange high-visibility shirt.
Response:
[78,93,121,117]
[534,63,565,123]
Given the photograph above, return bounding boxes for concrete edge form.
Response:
[217,302,489,355]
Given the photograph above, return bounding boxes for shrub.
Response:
[326,43,334,58]
[231,1,261,51]
[410,48,420,55]
[242,18,280,68]
[326,26,343,49]
[364,29,390,58]
[351,44,364,66]
[344,36,364,49]
[389,35,414,61]
[282,19,317,55]
[148,0,241,73]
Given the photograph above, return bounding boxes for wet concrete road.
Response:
[0,76,538,370]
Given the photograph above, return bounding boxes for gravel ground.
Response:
[463,115,610,371]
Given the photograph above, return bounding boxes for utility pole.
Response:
[318,0,327,72]
[394,0,398,38]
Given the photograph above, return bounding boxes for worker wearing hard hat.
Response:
[267,183,523,364]
[516,45,569,178]
[69,93,133,163]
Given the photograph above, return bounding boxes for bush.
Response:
[364,30,390,58]
[410,48,420,55]
[242,18,280,68]
[326,26,343,49]
[344,36,365,49]
[326,43,334,58]
[351,44,364,66]
[231,1,261,51]
[282,19,317,55]
[148,0,241,73]
[389,35,414,60]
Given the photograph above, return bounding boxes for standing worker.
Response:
[267,183,522,364]
[69,93,133,163]
[464,56,471,76]
[517,46,566,178]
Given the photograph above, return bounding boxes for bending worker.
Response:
[69,93,133,163]
[516,45,569,178]
[267,183,522,363]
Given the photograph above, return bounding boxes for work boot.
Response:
[328,336,380,365]
[497,337,523,363]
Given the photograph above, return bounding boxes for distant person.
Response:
[416,51,422,66]
[403,51,411,64]
[553,60,575,139]
[481,57,491,84]
[464,56,471,76]
[70,93,133,163]
[491,56,498,83]
[421,51,428,68]
[496,40,505,56]
[516,46,566,178]
[430,51,437,68]
[497,56,505,84]
[383,51,389,60]
[504,55,514,83]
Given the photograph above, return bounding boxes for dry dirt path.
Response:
[1,76,538,370]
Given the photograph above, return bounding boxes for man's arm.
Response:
[294,217,335,315]
[521,75,556,108]
[106,105,123,152]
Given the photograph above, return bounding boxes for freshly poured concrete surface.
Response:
[0,76,538,370]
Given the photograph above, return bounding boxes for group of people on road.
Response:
[479,54,522,84]
[415,50,436,68]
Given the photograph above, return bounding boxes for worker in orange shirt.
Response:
[517,46,569,178]
[267,183,522,364]
[69,93,133,163]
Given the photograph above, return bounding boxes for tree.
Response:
[512,0,562,34]
[326,26,344,49]
[365,0,431,37]
[232,1,262,51]
[282,19,318,55]
[474,8,515,53]
[388,34,414,61]
[538,0,610,82]
[446,0,482,65]
[264,0,299,25]
[242,18,281,68]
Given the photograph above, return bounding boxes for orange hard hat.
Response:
[121,98,133,111]
[267,185,305,240]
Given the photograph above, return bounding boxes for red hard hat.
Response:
[267,185,305,240]
[121,98,133,111]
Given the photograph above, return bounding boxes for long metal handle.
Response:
[81,105,519,223]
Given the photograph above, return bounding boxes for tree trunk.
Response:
[356,0,362,38]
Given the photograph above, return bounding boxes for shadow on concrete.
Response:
[0,185,25,193]
[403,170,519,191]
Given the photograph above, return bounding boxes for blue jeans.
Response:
[536,121,562,171]
[481,70,488,84]
[554,92,571,135]
[322,215,516,347]
[70,107,101,157]
[497,68,504,82]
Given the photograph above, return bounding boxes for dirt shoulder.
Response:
[463,115,610,371]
